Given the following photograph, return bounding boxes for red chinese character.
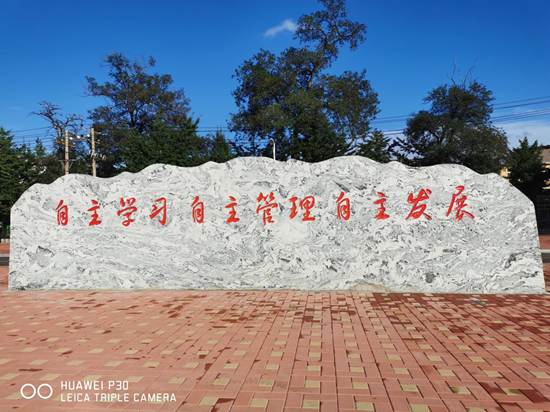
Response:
[87,200,102,226]
[225,196,240,223]
[56,199,68,226]
[336,192,351,221]
[374,192,390,220]
[289,196,316,221]
[446,185,475,221]
[256,192,278,225]
[117,197,137,227]
[192,196,204,224]
[150,197,167,225]
[406,189,432,220]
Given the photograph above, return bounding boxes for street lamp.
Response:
[269,138,276,160]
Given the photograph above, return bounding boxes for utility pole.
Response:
[64,129,70,175]
[90,127,97,177]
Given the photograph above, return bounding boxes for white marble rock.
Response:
[9,156,545,293]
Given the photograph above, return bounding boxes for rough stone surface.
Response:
[9,156,545,292]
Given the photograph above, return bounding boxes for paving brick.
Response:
[0,266,548,411]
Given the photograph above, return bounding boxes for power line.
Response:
[491,108,550,121]
[377,108,550,137]
[10,105,550,145]
[367,98,550,126]
[193,96,550,129]
[7,126,51,133]
[491,95,550,107]
[9,94,550,135]
[9,94,550,144]
[492,98,550,110]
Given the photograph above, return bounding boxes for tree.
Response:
[33,101,87,176]
[33,101,83,143]
[230,0,379,161]
[208,131,234,163]
[0,129,39,230]
[508,138,550,202]
[393,80,509,174]
[86,53,198,175]
[32,139,64,184]
[357,130,392,162]
[121,119,206,172]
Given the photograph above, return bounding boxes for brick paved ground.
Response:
[540,235,550,250]
[0,266,549,412]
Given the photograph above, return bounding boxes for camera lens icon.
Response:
[20,383,53,400]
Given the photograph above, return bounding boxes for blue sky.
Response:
[1,0,549,146]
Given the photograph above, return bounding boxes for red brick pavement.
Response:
[540,235,550,250]
[0,266,549,412]
[0,243,8,254]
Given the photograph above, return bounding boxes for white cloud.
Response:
[264,18,297,37]
[499,119,550,147]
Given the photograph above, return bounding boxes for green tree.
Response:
[121,119,206,172]
[0,129,38,230]
[508,138,550,202]
[32,139,64,184]
[357,130,392,162]
[394,80,509,173]
[208,131,234,163]
[230,0,378,161]
[86,53,200,175]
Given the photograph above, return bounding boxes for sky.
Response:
[1,0,549,147]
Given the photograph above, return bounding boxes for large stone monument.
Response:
[9,157,545,292]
